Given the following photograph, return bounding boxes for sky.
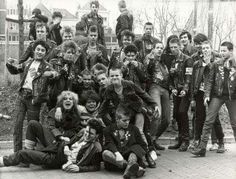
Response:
[6,0,195,33]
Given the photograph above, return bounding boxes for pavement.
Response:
[0,143,236,179]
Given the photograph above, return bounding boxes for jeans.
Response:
[13,94,41,152]
[194,91,224,142]
[149,84,171,139]
[200,97,236,148]
[173,92,190,143]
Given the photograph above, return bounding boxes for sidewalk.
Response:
[0,143,236,179]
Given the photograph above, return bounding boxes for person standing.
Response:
[116,0,133,47]
[192,42,236,157]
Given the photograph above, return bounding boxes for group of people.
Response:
[0,0,236,178]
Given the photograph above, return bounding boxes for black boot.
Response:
[123,162,139,179]
[145,153,156,168]
[178,141,189,152]
[191,147,206,157]
[153,142,165,150]
[168,141,182,150]
[217,143,225,153]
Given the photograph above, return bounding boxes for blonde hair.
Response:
[57,91,79,107]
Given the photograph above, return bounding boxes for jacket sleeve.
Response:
[98,46,109,66]
[47,109,63,139]
[6,62,25,74]
[132,82,157,107]
[204,62,216,99]
[117,15,129,37]
[134,62,147,83]
[103,127,118,153]
[78,152,102,172]
[183,57,194,92]
[19,44,33,64]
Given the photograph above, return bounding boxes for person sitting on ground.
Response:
[0,118,103,173]
[102,105,146,179]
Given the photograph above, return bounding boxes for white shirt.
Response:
[22,60,41,90]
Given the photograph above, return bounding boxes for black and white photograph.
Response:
[0,0,236,178]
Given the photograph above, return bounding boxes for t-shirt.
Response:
[22,60,41,90]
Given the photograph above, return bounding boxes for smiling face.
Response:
[122,36,132,47]
[34,44,46,60]
[180,33,190,46]
[85,99,97,113]
[62,93,74,110]
[83,126,97,142]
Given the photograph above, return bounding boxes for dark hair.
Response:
[116,104,133,119]
[32,8,41,15]
[153,40,163,48]
[81,68,92,76]
[221,41,234,51]
[52,11,63,19]
[62,40,77,53]
[164,35,178,54]
[201,40,212,47]
[179,30,192,43]
[32,39,50,52]
[121,30,135,41]
[96,70,107,77]
[144,22,153,27]
[87,118,103,135]
[90,1,99,8]
[108,62,123,76]
[81,90,100,105]
[91,63,107,74]
[89,25,98,34]
[124,44,138,55]
[76,21,86,31]
[61,26,73,36]
[193,33,208,44]
[169,38,180,45]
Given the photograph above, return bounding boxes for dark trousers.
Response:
[13,94,41,152]
[173,94,190,143]
[3,149,58,167]
[200,97,236,148]
[194,91,224,142]
[26,120,55,147]
[3,120,63,168]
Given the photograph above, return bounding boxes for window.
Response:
[12,36,16,41]
[9,36,12,41]
[112,37,117,42]
[105,36,111,43]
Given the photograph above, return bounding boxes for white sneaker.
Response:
[209,143,218,151]
[0,156,4,167]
